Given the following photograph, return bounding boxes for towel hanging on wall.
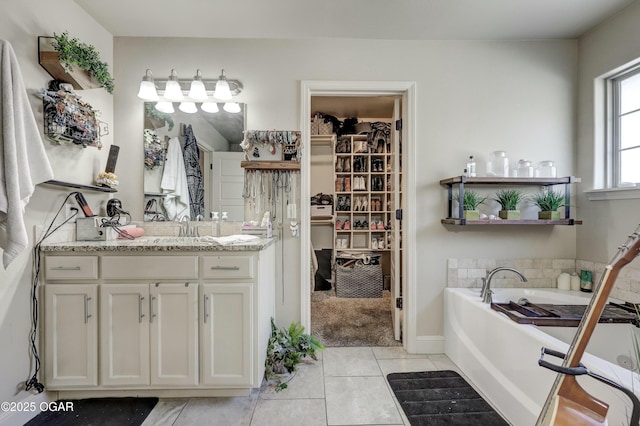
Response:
[0,39,54,269]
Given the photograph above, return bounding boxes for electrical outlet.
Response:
[65,204,78,223]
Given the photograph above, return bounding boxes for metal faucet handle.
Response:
[482,289,493,304]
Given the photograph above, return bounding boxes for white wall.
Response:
[0,1,113,420]
[114,37,578,343]
[576,1,640,263]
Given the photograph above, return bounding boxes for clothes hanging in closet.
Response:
[182,124,204,219]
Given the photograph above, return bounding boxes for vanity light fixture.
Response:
[178,101,198,114]
[213,69,232,101]
[223,102,241,113]
[137,69,158,101]
[200,102,219,113]
[164,69,184,101]
[188,69,208,101]
[155,101,175,114]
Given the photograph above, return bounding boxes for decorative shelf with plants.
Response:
[440,175,582,226]
[38,33,114,94]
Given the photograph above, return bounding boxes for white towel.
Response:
[160,137,190,220]
[0,40,54,269]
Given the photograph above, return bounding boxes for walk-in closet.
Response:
[309,96,403,347]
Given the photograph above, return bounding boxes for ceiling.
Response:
[75,0,636,40]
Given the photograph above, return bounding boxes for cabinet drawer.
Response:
[102,256,198,280]
[45,256,98,280]
[202,255,254,280]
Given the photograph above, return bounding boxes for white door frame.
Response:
[299,80,418,353]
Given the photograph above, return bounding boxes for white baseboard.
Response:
[413,335,445,354]
[0,392,56,426]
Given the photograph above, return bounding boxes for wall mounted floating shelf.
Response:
[440,175,582,226]
[38,36,102,91]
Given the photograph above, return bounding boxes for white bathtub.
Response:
[445,287,640,426]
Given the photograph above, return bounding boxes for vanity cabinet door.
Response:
[44,284,98,388]
[149,282,199,386]
[99,284,150,386]
[200,283,253,386]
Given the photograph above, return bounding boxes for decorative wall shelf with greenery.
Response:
[439,176,582,226]
[38,34,114,94]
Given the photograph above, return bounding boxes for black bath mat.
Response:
[25,397,158,426]
[387,370,509,426]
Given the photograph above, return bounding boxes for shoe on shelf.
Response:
[372,237,378,250]
[354,220,361,229]
[377,220,385,230]
[370,221,376,230]
[344,177,351,192]
[378,239,385,249]
[335,219,342,230]
[343,220,351,230]
[344,158,351,172]
[362,220,368,229]
[362,198,368,211]
[335,178,343,192]
[354,197,362,211]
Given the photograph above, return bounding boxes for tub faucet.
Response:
[481,267,528,304]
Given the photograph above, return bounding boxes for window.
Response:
[610,67,640,186]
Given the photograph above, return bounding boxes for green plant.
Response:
[51,31,115,94]
[494,188,526,211]
[454,190,487,210]
[531,190,566,211]
[265,318,324,391]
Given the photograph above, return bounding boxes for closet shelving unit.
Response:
[440,175,582,225]
[333,134,398,252]
[310,135,336,228]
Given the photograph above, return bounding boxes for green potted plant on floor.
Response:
[495,188,526,220]
[265,318,324,391]
[454,190,487,220]
[531,190,565,220]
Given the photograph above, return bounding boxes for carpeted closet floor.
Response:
[310,289,401,347]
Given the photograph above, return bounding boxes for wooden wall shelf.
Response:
[442,219,583,226]
[38,36,101,90]
[440,175,581,227]
[241,161,300,171]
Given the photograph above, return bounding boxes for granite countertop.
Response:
[40,236,277,253]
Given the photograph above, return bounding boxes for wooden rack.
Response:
[241,161,300,171]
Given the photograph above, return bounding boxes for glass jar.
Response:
[486,151,509,177]
[516,160,534,177]
[535,160,557,178]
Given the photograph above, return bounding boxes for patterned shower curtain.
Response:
[182,124,205,219]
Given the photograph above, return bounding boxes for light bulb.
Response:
[179,101,198,114]
[188,70,208,101]
[137,70,158,101]
[155,101,174,113]
[201,102,219,113]
[223,102,241,113]
[164,69,184,101]
[213,70,232,101]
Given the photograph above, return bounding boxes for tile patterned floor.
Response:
[141,347,468,426]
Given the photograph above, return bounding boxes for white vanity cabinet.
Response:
[99,282,198,387]
[44,284,98,388]
[41,241,275,396]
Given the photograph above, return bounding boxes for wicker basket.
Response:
[335,260,383,298]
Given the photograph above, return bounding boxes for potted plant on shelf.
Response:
[50,31,115,94]
[531,189,565,220]
[454,190,487,220]
[495,188,526,220]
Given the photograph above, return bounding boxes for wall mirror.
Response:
[143,102,246,221]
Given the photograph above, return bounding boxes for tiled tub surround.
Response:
[447,258,640,303]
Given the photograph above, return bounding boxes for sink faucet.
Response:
[480,267,528,304]
[178,216,191,237]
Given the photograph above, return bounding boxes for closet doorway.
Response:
[300,81,416,351]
